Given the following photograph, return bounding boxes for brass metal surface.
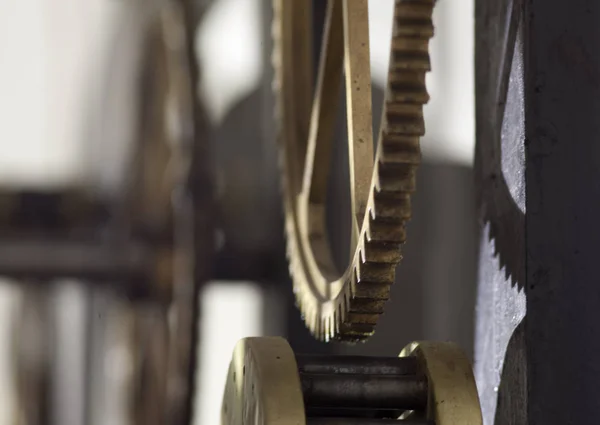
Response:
[272,0,435,341]
[400,342,483,425]
[221,337,482,425]
[221,337,306,425]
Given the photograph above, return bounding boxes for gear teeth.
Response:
[274,0,434,341]
[388,72,429,104]
[307,308,317,334]
[335,309,342,335]
[395,19,434,39]
[341,288,350,321]
[337,322,376,341]
[371,191,412,220]
[361,239,403,263]
[376,162,418,193]
[353,281,392,301]
[395,0,435,18]
[393,3,434,31]
[326,317,333,341]
[315,316,322,339]
[356,261,396,284]
[367,218,407,243]
[346,313,380,325]
[394,36,430,54]
[380,135,420,164]
[391,51,431,72]
[349,298,387,314]
[485,215,522,287]
[385,102,425,135]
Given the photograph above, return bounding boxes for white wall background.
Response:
[198,0,475,164]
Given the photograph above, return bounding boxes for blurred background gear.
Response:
[2,1,214,424]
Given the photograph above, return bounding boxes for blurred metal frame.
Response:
[4,1,214,424]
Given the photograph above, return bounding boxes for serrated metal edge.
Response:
[272,0,434,342]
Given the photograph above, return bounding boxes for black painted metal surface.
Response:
[296,355,418,376]
[476,1,600,424]
[526,0,600,423]
[297,352,427,422]
[301,373,427,411]
[307,420,432,425]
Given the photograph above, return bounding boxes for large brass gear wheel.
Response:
[272,0,435,341]
[221,337,482,425]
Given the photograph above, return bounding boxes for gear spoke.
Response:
[342,0,374,228]
[277,0,313,191]
[302,0,344,207]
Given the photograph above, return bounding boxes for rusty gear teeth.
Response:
[273,0,434,342]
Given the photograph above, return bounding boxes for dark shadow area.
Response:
[494,319,527,425]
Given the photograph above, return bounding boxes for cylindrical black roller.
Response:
[296,355,419,376]
[307,419,433,425]
[300,373,428,410]
[305,407,404,419]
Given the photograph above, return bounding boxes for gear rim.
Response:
[272,0,435,341]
